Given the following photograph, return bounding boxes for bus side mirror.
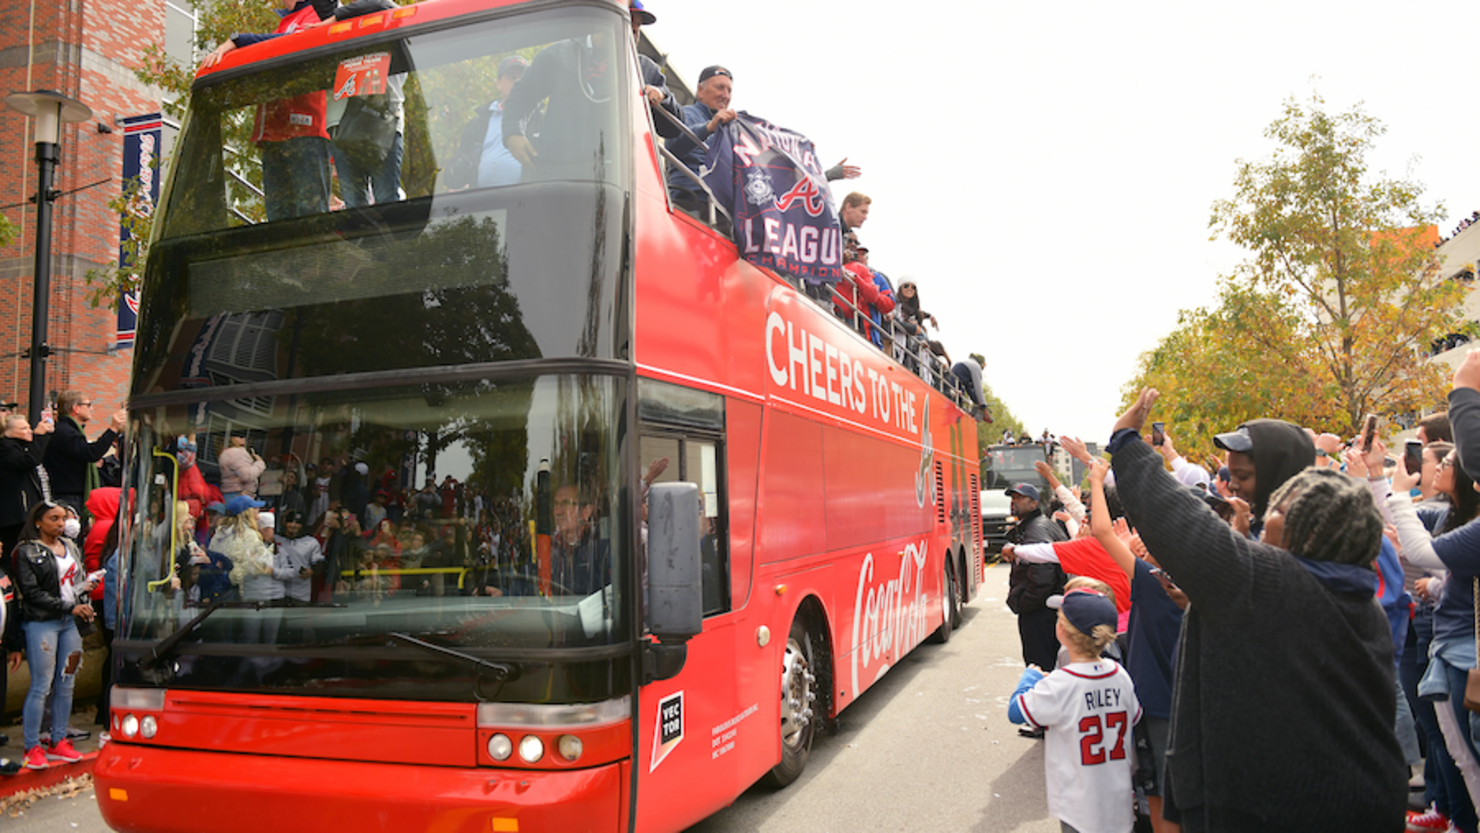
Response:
[647,482,702,640]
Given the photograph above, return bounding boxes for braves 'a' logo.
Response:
[773,177,826,217]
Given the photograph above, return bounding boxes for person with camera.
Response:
[13,500,98,770]
[1,412,54,562]
[41,390,125,523]
[1210,418,1315,538]
[1110,387,1405,833]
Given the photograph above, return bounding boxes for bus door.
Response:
[633,382,753,831]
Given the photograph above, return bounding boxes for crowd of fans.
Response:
[991,359,1480,833]
[1436,210,1480,247]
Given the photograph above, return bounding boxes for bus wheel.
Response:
[763,617,817,788]
[930,559,957,644]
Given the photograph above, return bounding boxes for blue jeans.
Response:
[261,137,331,222]
[333,132,403,208]
[22,617,83,751]
[1404,609,1471,827]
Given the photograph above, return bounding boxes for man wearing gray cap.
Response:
[1004,481,1068,709]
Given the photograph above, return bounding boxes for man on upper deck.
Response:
[202,0,333,221]
[501,28,622,181]
[663,65,737,214]
[446,56,530,190]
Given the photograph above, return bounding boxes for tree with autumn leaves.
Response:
[1124,96,1467,465]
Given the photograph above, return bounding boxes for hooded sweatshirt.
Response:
[1237,419,1316,524]
[84,487,121,601]
[1109,431,1403,833]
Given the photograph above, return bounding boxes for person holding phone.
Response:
[1151,430,1212,490]
[1210,418,1316,537]
[1109,388,1406,833]
[13,500,97,770]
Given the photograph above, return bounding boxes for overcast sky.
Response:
[644,1,1480,445]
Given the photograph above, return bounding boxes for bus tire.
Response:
[763,616,817,788]
[930,559,957,644]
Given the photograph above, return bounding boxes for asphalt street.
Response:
[7,564,1058,833]
[686,563,1058,833]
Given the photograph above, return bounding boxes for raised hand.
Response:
[1088,457,1109,484]
[1113,388,1159,436]
[1059,435,1092,465]
[1455,348,1480,392]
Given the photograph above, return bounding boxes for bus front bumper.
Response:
[95,744,626,833]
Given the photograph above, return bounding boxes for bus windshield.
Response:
[116,373,629,698]
[982,445,1048,492]
[132,5,631,391]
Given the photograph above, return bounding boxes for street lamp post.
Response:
[4,89,93,424]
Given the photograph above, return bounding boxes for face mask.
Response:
[63,518,82,539]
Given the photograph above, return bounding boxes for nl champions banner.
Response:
[116,113,163,347]
[704,113,844,287]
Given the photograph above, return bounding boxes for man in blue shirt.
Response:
[664,65,737,212]
[446,56,529,190]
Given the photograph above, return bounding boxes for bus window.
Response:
[639,432,728,618]
[165,5,629,237]
[117,373,630,701]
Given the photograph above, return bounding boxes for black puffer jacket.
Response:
[1006,508,1068,614]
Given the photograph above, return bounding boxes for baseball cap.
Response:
[497,55,529,78]
[206,501,226,515]
[1213,427,1253,453]
[629,0,656,25]
[698,65,732,84]
[224,494,265,516]
[1047,588,1117,634]
[354,462,369,476]
[1004,482,1040,502]
[257,511,276,529]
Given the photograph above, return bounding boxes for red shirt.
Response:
[250,3,329,144]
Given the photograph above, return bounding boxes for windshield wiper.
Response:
[139,599,268,670]
[387,632,521,682]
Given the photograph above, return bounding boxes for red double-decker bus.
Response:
[94,1,982,830]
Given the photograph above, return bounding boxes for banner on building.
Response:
[704,113,843,287]
[116,113,163,347]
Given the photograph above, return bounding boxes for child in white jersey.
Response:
[1009,587,1140,833]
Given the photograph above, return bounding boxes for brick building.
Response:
[0,0,176,416]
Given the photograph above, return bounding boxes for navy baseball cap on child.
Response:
[1048,588,1117,634]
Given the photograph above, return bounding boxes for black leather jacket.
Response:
[14,538,83,622]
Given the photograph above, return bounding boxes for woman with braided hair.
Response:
[1107,388,1405,833]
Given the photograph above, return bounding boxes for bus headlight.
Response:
[141,716,158,739]
[557,735,583,762]
[487,733,512,761]
[121,714,139,738]
[518,735,544,763]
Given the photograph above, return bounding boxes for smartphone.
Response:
[1361,413,1379,450]
[1405,439,1424,476]
[1151,422,1165,447]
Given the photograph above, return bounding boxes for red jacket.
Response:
[250,2,329,144]
[84,487,121,601]
[834,263,895,341]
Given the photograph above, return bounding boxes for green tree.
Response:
[975,381,1028,473]
[1199,95,1464,436]
[1122,279,1336,467]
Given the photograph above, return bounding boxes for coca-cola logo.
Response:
[850,539,929,696]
